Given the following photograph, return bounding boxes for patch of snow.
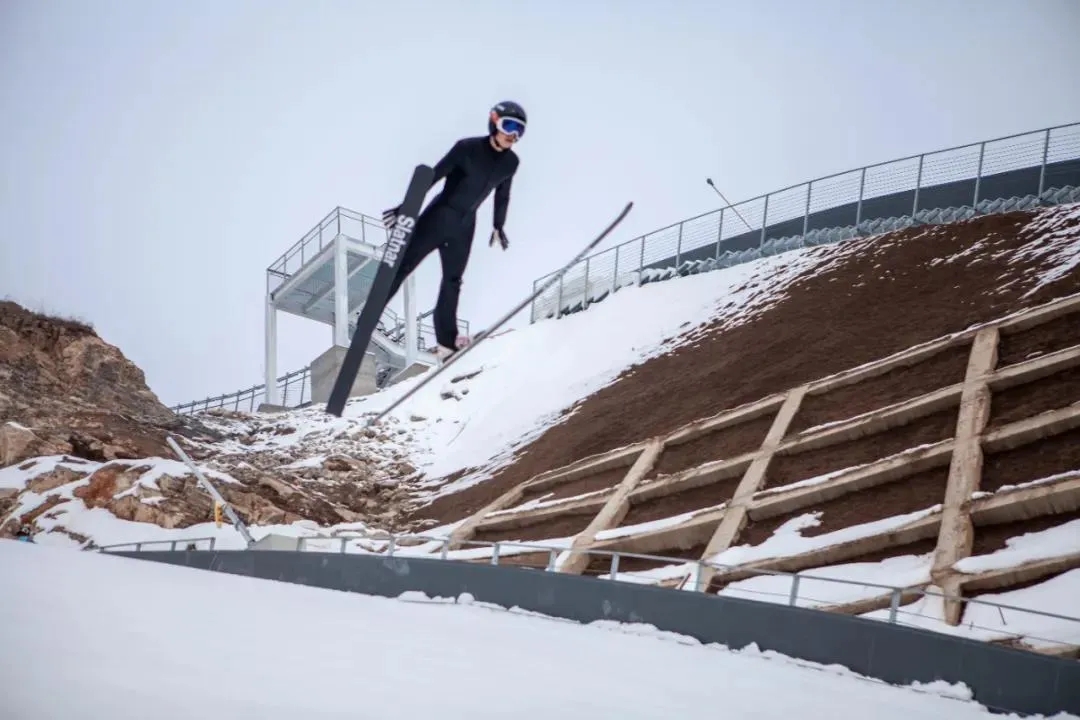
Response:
[0,541,1016,719]
[954,518,1080,574]
[710,505,941,567]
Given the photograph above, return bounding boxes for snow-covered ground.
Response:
[2,540,1056,720]
[339,244,841,492]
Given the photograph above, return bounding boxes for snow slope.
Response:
[342,245,837,492]
[1,540,1051,720]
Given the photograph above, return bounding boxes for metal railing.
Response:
[98,531,1080,653]
[171,302,474,416]
[175,202,474,415]
[172,367,311,415]
[530,121,1080,322]
[266,206,387,284]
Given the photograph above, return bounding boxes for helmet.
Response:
[489,100,527,139]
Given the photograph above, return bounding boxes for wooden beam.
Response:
[930,326,1000,625]
[693,386,807,592]
[558,438,664,574]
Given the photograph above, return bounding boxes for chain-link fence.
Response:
[531,122,1080,322]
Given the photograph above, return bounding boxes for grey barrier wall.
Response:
[112,549,1080,718]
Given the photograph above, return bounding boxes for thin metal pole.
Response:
[913,154,924,217]
[855,167,867,229]
[1037,128,1051,199]
[802,181,812,238]
[759,193,769,247]
[166,436,255,547]
[973,141,986,209]
[714,208,725,259]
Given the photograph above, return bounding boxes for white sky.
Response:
[2,0,1079,407]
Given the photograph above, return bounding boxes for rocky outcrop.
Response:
[0,301,428,545]
[0,302,218,464]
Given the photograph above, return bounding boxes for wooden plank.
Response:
[989,344,1080,391]
[446,484,528,550]
[958,551,1080,593]
[523,442,645,492]
[747,439,954,521]
[693,386,807,592]
[708,513,941,585]
[969,477,1080,526]
[663,394,784,446]
[472,491,610,532]
[982,401,1080,453]
[996,290,1080,333]
[629,451,755,502]
[777,383,962,454]
[807,334,972,395]
[558,438,664,574]
[930,326,999,625]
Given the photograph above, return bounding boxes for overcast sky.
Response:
[3,0,1079,407]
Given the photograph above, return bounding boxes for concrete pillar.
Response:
[333,235,349,347]
[264,296,278,405]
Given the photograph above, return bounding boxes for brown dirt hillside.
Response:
[411,203,1080,525]
[0,300,211,463]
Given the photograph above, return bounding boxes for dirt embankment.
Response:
[411,205,1080,527]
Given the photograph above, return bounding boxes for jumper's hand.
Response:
[382,206,400,230]
[489,228,509,250]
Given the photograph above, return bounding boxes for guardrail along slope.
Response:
[402,203,1080,655]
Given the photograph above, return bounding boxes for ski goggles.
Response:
[494,115,526,139]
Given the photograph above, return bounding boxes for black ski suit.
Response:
[385,135,519,351]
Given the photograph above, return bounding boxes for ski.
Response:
[325,164,435,417]
[365,201,634,426]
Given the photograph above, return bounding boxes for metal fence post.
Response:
[973,141,987,210]
[855,167,867,230]
[1038,128,1051,199]
[889,588,901,623]
[759,193,770,247]
[788,575,801,606]
[913,153,925,217]
[714,208,725,259]
[609,553,620,581]
[802,182,812,238]
[674,223,684,268]
[582,257,591,310]
[638,237,646,285]
[612,245,620,295]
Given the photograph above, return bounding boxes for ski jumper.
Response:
[385,135,519,350]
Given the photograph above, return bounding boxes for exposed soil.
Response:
[620,476,740,527]
[997,310,1080,367]
[764,408,959,490]
[980,425,1080,493]
[582,541,709,577]
[737,467,949,548]
[514,465,628,508]
[987,365,1080,429]
[646,413,775,480]
[789,342,972,434]
[410,207,1080,527]
[971,508,1080,556]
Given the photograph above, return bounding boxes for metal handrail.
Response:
[529,120,1080,322]
[95,531,1080,645]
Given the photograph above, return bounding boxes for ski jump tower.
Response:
[263,206,436,408]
